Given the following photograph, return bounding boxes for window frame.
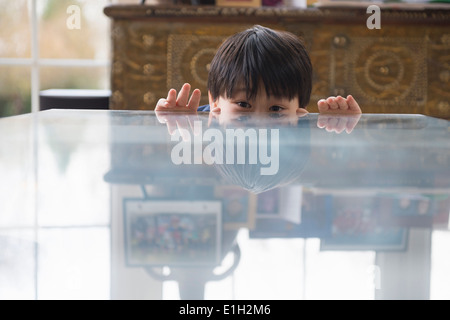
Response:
[0,0,111,114]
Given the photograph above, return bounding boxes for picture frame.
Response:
[123,199,222,267]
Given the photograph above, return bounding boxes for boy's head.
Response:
[207,25,312,116]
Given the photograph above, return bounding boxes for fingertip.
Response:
[167,88,176,99]
[317,122,326,129]
[326,97,336,105]
[193,88,201,98]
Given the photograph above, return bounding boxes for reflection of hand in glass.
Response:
[317,95,362,134]
[155,111,200,141]
[317,114,362,134]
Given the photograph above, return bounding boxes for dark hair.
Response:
[207,25,312,108]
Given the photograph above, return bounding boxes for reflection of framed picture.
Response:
[123,199,222,267]
[320,228,408,251]
[256,188,280,216]
[214,186,256,230]
[320,195,409,251]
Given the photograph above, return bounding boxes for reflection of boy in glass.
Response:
[155,25,362,127]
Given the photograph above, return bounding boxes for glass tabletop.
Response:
[1,109,449,300]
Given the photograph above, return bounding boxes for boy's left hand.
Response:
[317,95,361,115]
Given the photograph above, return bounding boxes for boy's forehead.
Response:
[229,85,288,99]
[229,82,266,95]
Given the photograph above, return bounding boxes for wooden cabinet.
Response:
[104,4,450,119]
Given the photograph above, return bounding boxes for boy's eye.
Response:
[269,105,284,112]
[237,101,251,109]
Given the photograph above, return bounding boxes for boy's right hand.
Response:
[155,83,201,112]
[155,83,201,140]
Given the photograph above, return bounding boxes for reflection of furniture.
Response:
[104,4,450,119]
[40,89,110,111]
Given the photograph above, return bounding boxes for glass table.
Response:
[1,109,449,300]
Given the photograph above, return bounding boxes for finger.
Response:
[325,117,339,132]
[155,110,169,124]
[176,117,191,141]
[155,98,169,111]
[317,99,329,113]
[317,115,328,128]
[334,117,347,134]
[166,117,178,136]
[326,97,339,110]
[187,88,201,111]
[176,83,191,108]
[345,115,362,134]
[166,88,177,106]
[346,95,362,113]
[336,96,349,111]
[181,113,201,136]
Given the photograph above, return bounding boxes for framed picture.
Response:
[123,199,222,267]
[214,186,256,230]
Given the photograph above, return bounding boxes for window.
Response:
[0,0,139,117]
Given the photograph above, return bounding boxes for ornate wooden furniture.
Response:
[104,4,450,119]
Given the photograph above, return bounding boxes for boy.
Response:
[155,25,361,122]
